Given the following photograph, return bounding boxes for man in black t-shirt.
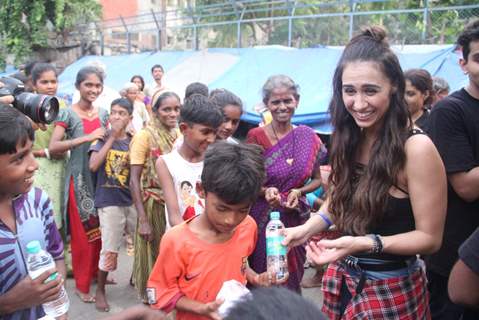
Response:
[426,20,479,320]
[448,227,479,308]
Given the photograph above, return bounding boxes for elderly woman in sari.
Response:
[246,75,324,292]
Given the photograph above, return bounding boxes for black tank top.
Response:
[356,129,423,261]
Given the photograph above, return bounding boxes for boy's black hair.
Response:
[151,64,164,73]
[224,287,326,320]
[457,19,479,61]
[180,94,223,129]
[184,82,209,100]
[31,63,58,84]
[201,142,265,205]
[111,98,133,115]
[0,105,34,155]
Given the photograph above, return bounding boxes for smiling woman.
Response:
[49,66,109,303]
[282,26,447,320]
[246,74,325,292]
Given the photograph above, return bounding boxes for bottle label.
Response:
[266,236,287,256]
[44,272,58,283]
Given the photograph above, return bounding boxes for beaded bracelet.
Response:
[317,211,332,228]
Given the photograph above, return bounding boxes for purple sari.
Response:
[247,125,321,292]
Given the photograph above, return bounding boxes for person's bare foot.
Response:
[75,290,96,303]
[301,270,324,288]
[95,290,110,312]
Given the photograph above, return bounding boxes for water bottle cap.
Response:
[270,211,280,220]
[26,240,41,254]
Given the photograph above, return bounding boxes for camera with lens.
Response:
[0,76,59,124]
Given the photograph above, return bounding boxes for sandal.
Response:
[75,290,96,303]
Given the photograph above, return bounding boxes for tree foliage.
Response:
[192,0,479,48]
[0,0,101,70]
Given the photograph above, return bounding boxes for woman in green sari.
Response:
[31,63,66,228]
[129,91,181,301]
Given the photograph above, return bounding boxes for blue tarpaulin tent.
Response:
[56,45,465,134]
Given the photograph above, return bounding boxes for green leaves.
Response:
[0,0,100,70]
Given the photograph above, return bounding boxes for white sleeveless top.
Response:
[161,149,204,228]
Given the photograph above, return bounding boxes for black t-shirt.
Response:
[425,88,479,277]
[415,108,430,132]
[89,132,133,208]
[459,227,479,275]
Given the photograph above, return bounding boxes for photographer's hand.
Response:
[0,82,14,104]
[0,95,14,104]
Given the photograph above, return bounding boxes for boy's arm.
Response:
[0,271,62,314]
[89,135,114,172]
[155,157,183,226]
[176,297,223,320]
[245,264,287,287]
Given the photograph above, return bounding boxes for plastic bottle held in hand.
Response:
[266,211,289,281]
[26,240,69,317]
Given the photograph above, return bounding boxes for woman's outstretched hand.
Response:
[282,224,310,248]
[305,236,373,266]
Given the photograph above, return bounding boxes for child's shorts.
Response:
[98,205,137,272]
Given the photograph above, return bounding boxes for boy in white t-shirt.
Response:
[156,94,223,227]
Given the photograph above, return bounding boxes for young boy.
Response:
[156,94,223,227]
[0,105,65,320]
[89,98,137,312]
[147,142,279,320]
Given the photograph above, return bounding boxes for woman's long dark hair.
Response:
[328,26,412,235]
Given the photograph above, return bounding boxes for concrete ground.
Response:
[66,243,323,319]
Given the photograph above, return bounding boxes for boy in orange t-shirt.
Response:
[146,142,283,320]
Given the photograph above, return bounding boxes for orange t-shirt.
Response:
[147,215,257,320]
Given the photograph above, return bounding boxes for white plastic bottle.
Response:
[266,211,289,281]
[26,240,69,317]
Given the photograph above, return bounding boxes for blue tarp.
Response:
[56,45,465,134]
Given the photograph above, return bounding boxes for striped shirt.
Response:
[0,188,64,320]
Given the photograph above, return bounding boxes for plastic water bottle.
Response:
[266,211,289,281]
[26,240,69,317]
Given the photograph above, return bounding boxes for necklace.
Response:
[82,107,94,118]
[271,123,295,166]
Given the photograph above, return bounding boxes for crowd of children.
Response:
[1,19,479,320]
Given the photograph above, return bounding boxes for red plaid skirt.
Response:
[321,261,431,319]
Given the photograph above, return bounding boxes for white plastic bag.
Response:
[216,280,252,317]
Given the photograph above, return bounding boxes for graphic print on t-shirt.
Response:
[104,149,130,188]
[179,180,204,220]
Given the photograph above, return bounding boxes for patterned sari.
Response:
[131,117,179,300]
[247,125,322,292]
